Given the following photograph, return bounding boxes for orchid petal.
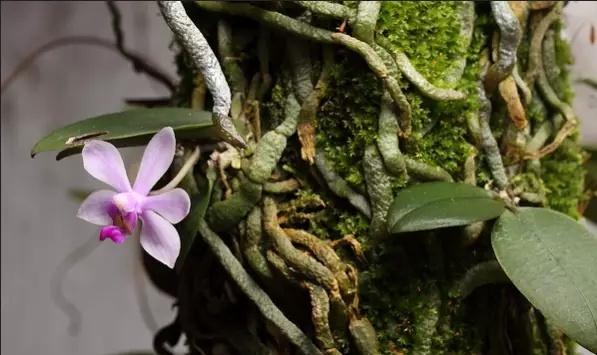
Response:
[142,188,190,224]
[139,210,181,268]
[82,140,131,192]
[133,127,176,195]
[77,190,117,225]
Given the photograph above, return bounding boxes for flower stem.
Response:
[151,147,200,195]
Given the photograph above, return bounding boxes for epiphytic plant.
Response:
[30,1,596,354]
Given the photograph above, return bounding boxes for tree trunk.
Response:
[147,2,585,354]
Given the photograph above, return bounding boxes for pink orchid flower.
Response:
[76,127,190,268]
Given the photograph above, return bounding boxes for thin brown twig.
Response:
[1,36,174,94]
[107,1,175,92]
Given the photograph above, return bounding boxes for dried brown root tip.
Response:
[287,232,350,300]
[283,228,355,301]
[248,101,262,141]
[303,282,336,352]
[263,197,340,296]
[298,121,317,164]
[524,120,577,160]
[499,76,527,130]
[329,235,367,266]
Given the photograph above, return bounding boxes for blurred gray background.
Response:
[1,2,596,355]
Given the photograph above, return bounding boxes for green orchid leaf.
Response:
[492,207,597,352]
[175,166,216,272]
[31,108,216,160]
[387,182,505,233]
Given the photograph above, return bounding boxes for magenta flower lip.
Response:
[76,127,191,268]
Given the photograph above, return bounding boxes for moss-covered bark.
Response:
[148,2,586,354]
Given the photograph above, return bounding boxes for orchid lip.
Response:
[99,225,126,244]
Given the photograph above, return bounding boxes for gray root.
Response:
[315,151,372,218]
[404,157,453,182]
[363,144,393,239]
[353,1,381,44]
[295,1,356,21]
[485,1,522,94]
[197,219,323,355]
[478,55,509,189]
[477,84,508,189]
[287,40,315,104]
[376,93,407,177]
[444,1,476,85]
[158,1,246,148]
[376,38,466,101]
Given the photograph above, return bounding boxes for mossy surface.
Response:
[541,140,586,219]
[377,1,466,87]
[317,55,382,189]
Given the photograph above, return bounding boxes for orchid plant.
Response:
[76,127,190,268]
[26,1,597,353]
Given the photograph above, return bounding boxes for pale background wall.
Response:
[1,2,595,355]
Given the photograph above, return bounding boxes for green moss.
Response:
[377,1,466,87]
[533,17,584,219]
[528,92,549,127]
[552,20,574,104]
[262,77,289,132]
[399,9,489,181]
[541,139,586,219]
[359,251,418,353]
[317,55,382,188]
[511,172,549,204]
[359,243,483,354]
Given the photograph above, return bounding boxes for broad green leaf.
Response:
[31,108,216,159]
[175,166,216,272]
[387,182,505,233]
[492,207,597,352]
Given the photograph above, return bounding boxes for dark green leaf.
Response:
[175,166,216,272]
[492,207,597,352]
[387,182,505,233]
[31,108,216,159]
